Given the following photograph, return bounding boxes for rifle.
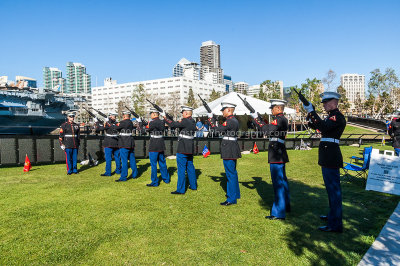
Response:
[92,107,108,118]
[198,94,212,113]
[146,99,174,120]
[125,105,148,125]
[237,94,260,119]
[292,88,311,106]
[83,107,103,123]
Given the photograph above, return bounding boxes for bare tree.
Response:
[322,69,337,91]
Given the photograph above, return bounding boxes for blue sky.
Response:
[1,0,399,88]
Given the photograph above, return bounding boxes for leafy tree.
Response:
[300,78,323,113]
[368,68,399,118]
[354,92,364,115]
[186,88,198,108]
[209,89,221,101]
[287,85,303,111]
[336,85,350,113]
[258,88,267,101]
[131,83,146,116]
[260,80,281,99]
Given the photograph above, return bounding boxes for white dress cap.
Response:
[320,91,341,103]
[220,102,237,111]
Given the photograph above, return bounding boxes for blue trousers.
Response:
[149,151,170,186]
[395,148,400,156]
[119,148,138,181]
[176,153,197,193]
[104,147,121,176]
[65,148,78,174]
[270,163,290,218]
[322,167,343,231]
[223,159,240,204]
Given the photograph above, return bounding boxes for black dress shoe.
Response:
[318,225,342,233]
[115,179,127,182]
[265,215,285,220]
[220,201,235,206]
[100,173,110,177]
[171,191,184,195]
[320,215,328,221]
[146,183,158,187]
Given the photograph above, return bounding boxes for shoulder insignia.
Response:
[329,115,336,121]
[271,119,278,125]
[223,121,227,126]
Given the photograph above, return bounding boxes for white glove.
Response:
[161,112,166,117]
[60,145,65,151]
[136,118,142,123]
[105,118,109,122]
[207,113,213,118]
[250,113,258,119]
[303,103,314,113]
[94,117,99,123]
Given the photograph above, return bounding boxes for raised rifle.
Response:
[92,107,108,118]
[237,94,261,119]
[146,99,174,121]
[198,94,212,113]
[125,105,148,125]
[83,107,103,123]
[292,88,311,106]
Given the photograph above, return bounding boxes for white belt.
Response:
[106,134,118,137]
[222,136,237,141]
[320,138,340,144]
[270,137,285,144]
[150,135,163,138]
[64,134,77,137]
[179,134,194,140]
[120,133,132,136]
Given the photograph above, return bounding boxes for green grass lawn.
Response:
[0,144,399,265]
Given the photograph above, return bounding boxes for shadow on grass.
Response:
[168,166,177,177]
[272,175,399,265]
[240,177,273,209]
[137,162,151,176]
[210,173,227,194]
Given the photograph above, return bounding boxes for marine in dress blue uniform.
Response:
[95,112,121,176]
[145,108,170,187]
[388,111,400,156]
[304,91,346,233]
[114,111,138,182]
[59,112,80,175]
[163,106,197,194]
[208,102,242,206]
[251,99,290,220]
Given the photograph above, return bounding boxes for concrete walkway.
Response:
[359,202,400,266]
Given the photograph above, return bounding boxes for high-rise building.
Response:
[15,76,37,88]
[173,58,199,80]
[234,82,249,94]
[66,62,91,94]
[200,40,223,84]
[223,75,234,93]
[340,74,365,108]
[43,67,66,92]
